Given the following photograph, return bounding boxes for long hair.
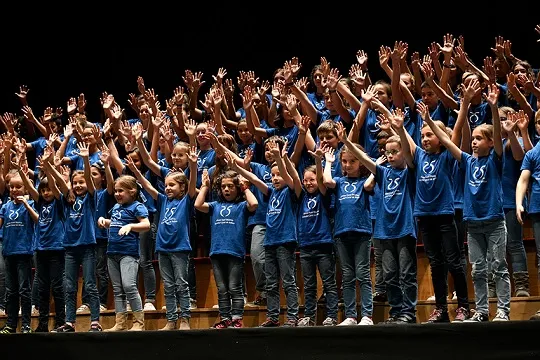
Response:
[213,170,244,203]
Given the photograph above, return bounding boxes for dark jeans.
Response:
[32,253,39,307]
[265,242,299,322]
[380,236,418,318]
[36,250,65,328]
[454,208,468,274]
[300,243,338,320]
[188,215,197,301]
[529,214,540,277]
[418,215,469,309]
[372,220,386,294]
[5,254,33,328]
[65,245,100,323]
[138,213,156,303]
[196,209,211,257]
[211,254,245,320]
[82,238,109,306]
[504,209,528,273]
[0,241,6,310]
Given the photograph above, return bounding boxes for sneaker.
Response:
[452,307,470,322]
[463,311,489,323]
[31,305,39,316]
[212,304,219,309]
[100,304,108,312]
[426,295,436,301]
[246,295,267,307]
[423,307,450,323]
[0,325,15,334]
[297,317,315,327]
[0,308,5,316]
[212,319,232,329]
[244,295,248,306]
[452,291,457,300]
[190,298,197,310]
[358,316,374,325]
[322,317,337,326]
[76,304,90,314]
[126,303,132,312]
[530,310,540,320]
[230,319,244,328]
[34,324,49,333]
[373,291,387,302]
[161,305,167,311]
[88,323,103,332]
[282,319,297,327]
[492,309,509,322]
[259,318,279,327]
[21,325,33,333]
[143,302,156,311]
[383,315,399,324]
[395,314,416,324]
[52,323,75,333]
[338,317,357,326]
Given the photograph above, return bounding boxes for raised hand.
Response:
[322,145,335,163]
[390,108,405,129]
[240,85,253,109]
[137,76,146,94]
[212,67,227,85]
[307,145,324,160]
[202,169,211,187]
[298,115,311,135]
[187,145,199,165]
[100,147,110,165]
[416,101,430,121]
[67,97,77,114]
[77,142,90,158]
[376,154,388,165]
[356,50,368,70]
[78,93,87,113]
[483,83,500,106]
[125,155,138,172]
[15,85,29,105]
[515,110,529,132]
[184,118,197,138]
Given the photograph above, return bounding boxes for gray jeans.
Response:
[0,241,5,310]
[467,219,510,315]
[250,225,266,297]
[159,252,190,321]
[108,254,143,313]
[265,242,299,321]
[138,216,157,303]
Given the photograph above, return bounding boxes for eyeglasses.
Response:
[384,149,399,156]
[500,117,507,121]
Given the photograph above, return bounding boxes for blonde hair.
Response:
[473,124,494,142]
[115,175,139,200]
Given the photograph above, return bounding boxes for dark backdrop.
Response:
[1,3,539,124]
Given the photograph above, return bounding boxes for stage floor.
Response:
[1,321,539,360]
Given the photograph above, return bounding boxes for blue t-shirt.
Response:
[107,201,148,257]
[95,189,113,240]
[413,148,455,216]
[521,142,540,214]
[297,190,333,247]
[68,151,102,171]
[0,200,35,256]
[64,192,97,247]
[156,194,193,252]
[208,201,251,258]
[374,165,416,240]
[452,162,465,210]
[248,162,272,227]
[36,196,65,251]
[265,186,298,246]
[331,176,372,237]
[461,150,504,221]
[30,137,47,171]
[265,125,299,157]
[502,138,524,210]
[196,149,216,188]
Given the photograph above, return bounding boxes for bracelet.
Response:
[443,63,456,69]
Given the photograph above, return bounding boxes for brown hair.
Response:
[165,171,189,199]
[213,170,243,203]
[339,143,370,178]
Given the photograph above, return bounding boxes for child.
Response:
[127,146,198,330]
[423,83,510,322]
[195,167,258,328]
[323,140,374,326]
[232,141,301,327]
[0,171,38,334]
[98,175,150,331]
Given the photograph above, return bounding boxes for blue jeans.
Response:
[82,238,109,307]
[188,215,198,301]
[265,242,299,322]
[335,233,372,319]
[108,254,142,313]
[380,236,418,318]
[4,255,32,328]
[467,219,510,315]
[530,214,540,277]
[159,251,191,320]
[139,214,156,303]
[0,241,6,310]
[36,250,65,328]
[300,243,338,320]
[250,225,267,297]
[504,209,528,273]
[211,254,245,320]
[65,245,100,323]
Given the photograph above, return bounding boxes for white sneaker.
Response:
[99,304,108,312]
[212,304,219,309]
[493,309,509,321]
[143,302,156,311]
[76,304,90,313]
[31,305,39,316]
[297,317,315,327]
[161,305,167,311]
[190,298,197,310]
[358,316,374,325]
[338,317,357,326]
[0,308,5,316]
[126,303,132,312]
[452,291,457,300]
[426,295,436,301]
[322,317,337,326]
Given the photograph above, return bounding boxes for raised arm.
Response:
[516,169,530,224]
[336,122,376,174]
[78,142,95,195]
[194,170,211,213]
[417,102,462,161]
[227,154,269,196]
[322,147,337,189]
[390,109,415,168]
[484,83,503,158]
[308,147,327,195]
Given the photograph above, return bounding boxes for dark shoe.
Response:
[259,318,279,327]
[281,319,297,327]
[52,324,75,333]
[21,325,33,334]
[463,311,489,323]
[383,315,399,324]
[0,325,16,334]
[530,310,540,321]
[88,323,103,332]
[395,314,416,324]
[373,291,387,302]
[423,307,450,323]
[212,319,232,329]
[513,271,530,297]
[452,307,470,322]
[34,324,50,333]
[230,319,243,328]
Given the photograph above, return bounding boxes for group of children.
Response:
[1,29,540,333]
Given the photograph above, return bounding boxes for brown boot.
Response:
[129,311,145,331]
[105,313,128,332]
[159,321,177,331]
[178,318,190,330]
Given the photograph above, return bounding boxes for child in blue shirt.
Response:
[195,168,258,328]
[98,175,150,331]
[232,140,301,327]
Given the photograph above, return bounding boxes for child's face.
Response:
[128,152,142,170]
[400,73,414,93]
[385,142,405,168]
[323,94,335,110]
[421,87,439,109]
[220,178,238,202]
[377,137,388,156]
[340,152,361,177]
[72,174,88,196]
[303,171,318,194]
[9,177,25,199]
[421,127,441,154]
[48,122,60,134]
[196,124,210,146]
[313,70,324,87]
[271,166,285,190]
[164,177,185,199]
[372,84,391,108]
[319,131,339,150]
[264,144,276,163]
[114,184,135,205]
[471,128,493,156]
[81,128,96,146]
[237,122,252,144]
[40,186,54,202]
[171,147,188,170]
[91,167,103,190]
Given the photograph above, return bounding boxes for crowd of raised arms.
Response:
[0,27,540,334]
